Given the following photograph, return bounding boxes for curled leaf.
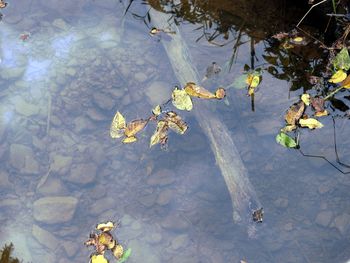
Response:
[164,111,188,134]
[172,87,193,111]
[329,69,347,83]
[299,118,323,129]
[315,110,328,117]
[122,136,137,144]
[276,132,297,148]
[152,105,162,116]
[124,119,148,137]
[215,88,226,99]
[280,125,297,133]
[285,101,305,125]
[113,244,124,259]
[110,111,126,138]
[184,82,216,99]
[301,94,310,106]
[150,120,168,147]
[96,221,115,232]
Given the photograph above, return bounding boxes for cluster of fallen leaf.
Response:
[85,221,131,263]
[276,46,350,148]
[110,82,225,148]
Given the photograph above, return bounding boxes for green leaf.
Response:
[171,87,193,111]
[276,132,297,148]
[333,47,350,70]
[118,248,132,263]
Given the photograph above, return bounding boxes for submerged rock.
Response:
[315,210,333,227]
[333,213,350,235]
[10,144,40,174]
[146,81,172,105]
[32,224,59,250]
[33,196,78,224]
[66,162,97,185]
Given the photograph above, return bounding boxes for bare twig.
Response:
[296,0,328,27]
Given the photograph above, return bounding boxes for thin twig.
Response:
[296,0,328,27]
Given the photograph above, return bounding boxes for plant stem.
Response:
[324,86,344,100]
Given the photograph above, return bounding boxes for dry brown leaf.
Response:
[215,88,226,99]
[164,111,188,134]
[124,119,148,137]
[310,97,325,113]
[122,136,137,143]
[150,120,169,147]
[285,101,305,125]
[184,82,216,99]
[341,74,350,88]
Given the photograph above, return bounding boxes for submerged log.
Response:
[149,9,262,234]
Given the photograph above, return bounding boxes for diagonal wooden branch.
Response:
[149,9,262,234]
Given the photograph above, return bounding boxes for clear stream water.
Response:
[0,1,350,263]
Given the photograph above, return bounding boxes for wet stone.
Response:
[89,197,115,215]
[0,171,11,188]
[10,144,40,174]
[52,18,69,30]
[161,214,189,231]
[66,162,97,185]
[33,196,78,224]
[62,240,79,257]
[12,96,40,117]
[135,72,148,83]
[170,234,189,250]
[32,224,59,251]
[37,177,68,196]
[315,211,333,227]
[146,81,172,105]
[138,193,157,207]
[147,169,176,186]
[333,213,350,235]
[156,189,174,206]
[51,154,72,175]
[93,92,115,110]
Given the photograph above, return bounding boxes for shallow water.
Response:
[0,1,350,263]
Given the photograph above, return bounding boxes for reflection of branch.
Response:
[298,117,350,174]
[296,0,328,27]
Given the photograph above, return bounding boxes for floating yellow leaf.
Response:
[315,110,328,117]
[96,221,115,232]
[293,36,304,42]
[341,74,350,88]
[172,87,193,111]
[184,82,216,99]
[246,74,260,88]
[122,136,137,143]
[215,87,226,99]
[90,254,108,263]
[164,111,188,134]
[124,119,148,137]
[97,232,114,247]
[150,120,168,147]
[301,93,310,106]
[110,111,126,138]
[299,118,323,129]
[152,105,162,116]
[280,125,297,133]
[112,244,124,259]
[329,69,347,83]
[285,101,305,125]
